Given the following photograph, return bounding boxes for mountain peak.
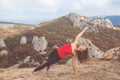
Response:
[66,12,87,20]
[64,13,113,29]
[67,12,84,17]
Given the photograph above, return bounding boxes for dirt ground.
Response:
[0,59,120,80]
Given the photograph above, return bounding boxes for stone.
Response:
[39,51,47,55]
[103,47,120,60]
[33,36,48,53]
[52,45,59,49]
[78,37,104,58]
[66,38,72,43]
[20,36,27,45]
[32,36,39,44]
[0,50,8,56]
[23,56,31,63]
[9,56,40,68]
[0,38,6,48]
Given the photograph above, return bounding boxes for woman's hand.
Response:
[83,27,89,31]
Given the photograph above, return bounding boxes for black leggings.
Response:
[34,49,61,72]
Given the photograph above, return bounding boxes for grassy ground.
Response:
[0,59,120,80]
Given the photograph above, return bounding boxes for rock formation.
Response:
[65,13,113,29]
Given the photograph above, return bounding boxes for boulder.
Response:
[0,50,8,56]
[20,36,27,45]
[23,56,31,63]
[9,56,40,68]
[33,36,48,53]
[78,37,104,58]
[0,38,6,48]
[103,47,120,60]
[32,36,39,44]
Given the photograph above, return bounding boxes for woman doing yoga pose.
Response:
[33,27,89,75]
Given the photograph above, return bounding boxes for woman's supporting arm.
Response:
[72,55,77,75]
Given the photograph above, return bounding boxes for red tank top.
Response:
[57,44,72,58]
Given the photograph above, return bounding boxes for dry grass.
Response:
[0,60,120,80]
[0,27,33,39]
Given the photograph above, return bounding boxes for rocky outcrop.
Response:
[33,36,48,54]
[65,13,113,29]
[20,36,27,45]
[0,38,6,48]
[103,47,120,60]
[91,18,113,28]
[9,56,40,68]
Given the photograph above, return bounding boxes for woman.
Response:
[33,27,89,75]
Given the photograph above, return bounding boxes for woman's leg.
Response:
[34,49,61,72]
[46,50,56,71]
[46,65,50,71]
[46,49,61,71]
[34,57,60,72]
[46,57,60,71]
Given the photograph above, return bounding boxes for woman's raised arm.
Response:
[73,27,88,45]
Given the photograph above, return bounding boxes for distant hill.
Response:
[0,21,35,29]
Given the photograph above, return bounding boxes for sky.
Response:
[0,0,120,24]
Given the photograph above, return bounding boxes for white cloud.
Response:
[37,0,56,8]
[0,0,120,24]
[0,0,16,12]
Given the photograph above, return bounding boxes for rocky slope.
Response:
[0,59,120,80]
